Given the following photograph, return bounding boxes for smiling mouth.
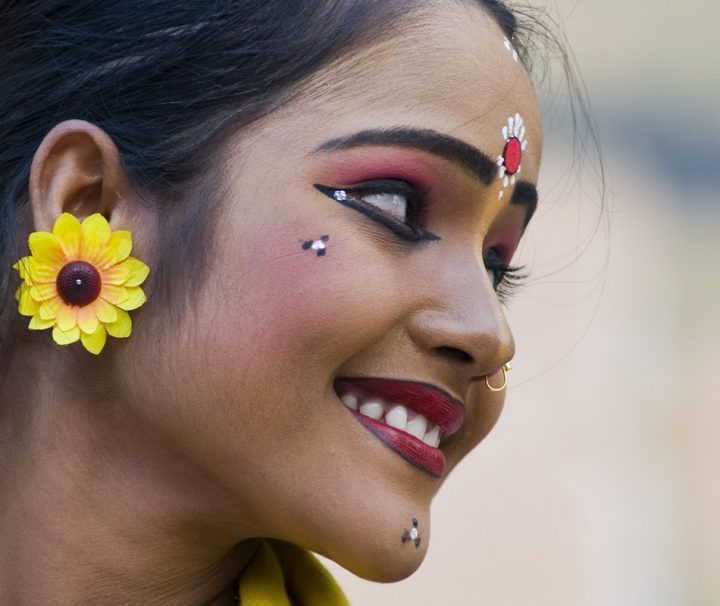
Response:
[334,377,465,477]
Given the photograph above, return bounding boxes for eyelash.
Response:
[483,248,526,303]
[314,179,526,299]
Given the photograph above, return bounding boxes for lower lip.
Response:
[352,412,445,477]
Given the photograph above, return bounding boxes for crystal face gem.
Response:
[402,518,421,548]
[301,235,329,257]
[56,261,102,307]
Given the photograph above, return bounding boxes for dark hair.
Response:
[0,0,563,353]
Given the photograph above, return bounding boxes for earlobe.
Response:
[29,119,137,233]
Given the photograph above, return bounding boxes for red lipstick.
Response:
[335,378,465,477]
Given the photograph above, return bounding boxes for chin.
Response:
[330,539,428,583]
[309,507,431,583]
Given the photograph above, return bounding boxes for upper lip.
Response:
[334,377,465,438]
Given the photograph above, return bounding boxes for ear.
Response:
[29,120,156,246]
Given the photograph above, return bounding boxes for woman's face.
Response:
[119,2,542,581]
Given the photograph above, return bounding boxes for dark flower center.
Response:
[56,261,102,307]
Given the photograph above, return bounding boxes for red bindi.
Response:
[502,137,522,175]
[56,261,102,307]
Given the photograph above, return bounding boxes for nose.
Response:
[406,258,515,383]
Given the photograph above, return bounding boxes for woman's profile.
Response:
[0,1,564,603]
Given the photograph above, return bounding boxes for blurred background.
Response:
[325,0,720,603]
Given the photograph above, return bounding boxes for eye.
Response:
[483,248,507,290]
[483,247,526,302]
[360,192,407,221]
[314,180,440,243]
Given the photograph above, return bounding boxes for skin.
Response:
[0,2,542,604]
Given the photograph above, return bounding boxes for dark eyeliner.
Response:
[313,182,441,243]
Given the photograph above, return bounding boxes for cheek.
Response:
[207,223,407,380]
[445,386,505,470]
[115,198,420,502]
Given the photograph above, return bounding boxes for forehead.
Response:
[288,1,542,182]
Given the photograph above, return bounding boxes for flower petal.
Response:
[122,257,150,287]
[23,257,58,284]
[117,286,146,311]
[92,230,132,268]
[106,308,132,338]
[101,262,131,285]
[29,315,55,330]
[80,214,112,257]
[52,324,80,345]
[94,298,118,324]
[29,232,65,267]
[100,283,127,305]
[39,296,63,320]
[53,213,82,258]
[29,282,57,302]
[17,285,40,316]
[55,304,78,332]
[77,305,99,334]
[80,324,107,355]
[13,256,34,283]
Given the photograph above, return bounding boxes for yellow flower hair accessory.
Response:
[13,212,149,355]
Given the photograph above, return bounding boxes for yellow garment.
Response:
[237,540,350,606]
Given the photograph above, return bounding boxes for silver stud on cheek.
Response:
[401,518,421,548]
[301,235,330,257]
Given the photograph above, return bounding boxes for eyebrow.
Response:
[316,127,497,185]
[315,127,538,225]
[510,180,538,227]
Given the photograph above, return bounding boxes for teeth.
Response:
[341,394,358,410]
[385,405,408,431]
[342,392,444,447]
[358,401,384,420]
[406,414,428,440]
[422,425,441,448]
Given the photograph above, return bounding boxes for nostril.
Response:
[433,346,474,364]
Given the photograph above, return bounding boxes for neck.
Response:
[0,346,258,605]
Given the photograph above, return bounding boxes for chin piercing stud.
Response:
[485,362,512,392]
[401,518,421,548]
[301,235,329,256]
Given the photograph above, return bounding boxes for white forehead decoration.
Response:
[497,113,528,199]
[503,36,519,62]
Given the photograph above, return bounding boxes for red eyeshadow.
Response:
[314,148,443,192]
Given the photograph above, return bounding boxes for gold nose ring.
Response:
[485,363,512,392]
